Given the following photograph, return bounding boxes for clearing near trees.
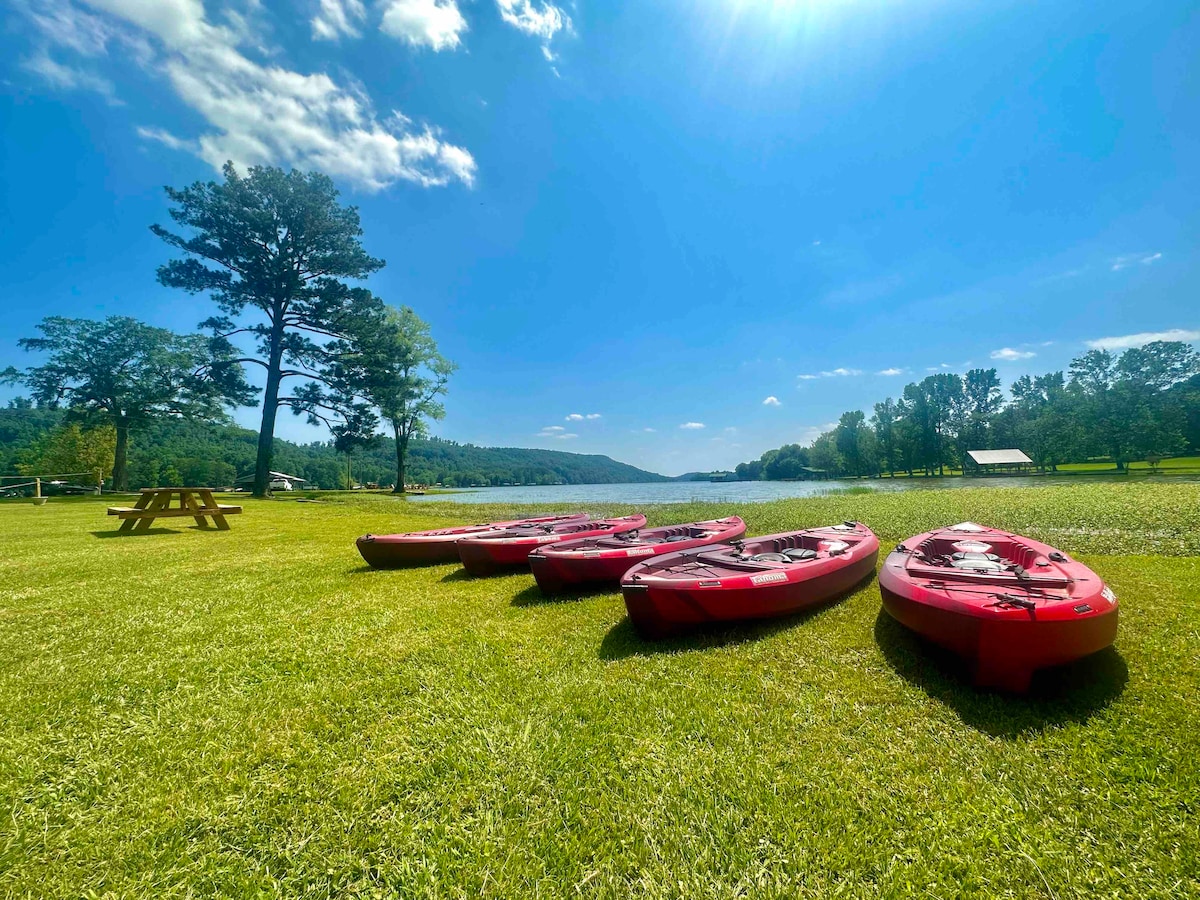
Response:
[1,484,1197,898]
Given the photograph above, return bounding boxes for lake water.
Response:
[408,474,1199,506]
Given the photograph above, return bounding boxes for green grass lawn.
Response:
[2,484,1198,898]
[1056,455,1200,474]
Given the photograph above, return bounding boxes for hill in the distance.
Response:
[0,408,667,489]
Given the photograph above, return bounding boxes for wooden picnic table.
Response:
[107,488,242,533]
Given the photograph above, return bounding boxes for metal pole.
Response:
[35,477,41,499]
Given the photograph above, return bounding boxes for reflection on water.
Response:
[409,473,1199,506]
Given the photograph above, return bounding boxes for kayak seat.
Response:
[784,548,820,562]
[748,553,791,563]
[665,535,692,542]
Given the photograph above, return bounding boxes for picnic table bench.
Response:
[107,487,242,533]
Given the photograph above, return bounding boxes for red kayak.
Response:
[878,522,1119,693]
[458,515,647,576]
[529,516,747,594]
[621,522,879,638]
[356,512,589,568]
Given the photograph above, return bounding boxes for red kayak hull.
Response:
[356,512,589,568]
[457,515,647,576]
[529,517,747,594]
[878,523,1119,693]
[621,523,879,638]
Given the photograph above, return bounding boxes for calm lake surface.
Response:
[408,474,1200,506]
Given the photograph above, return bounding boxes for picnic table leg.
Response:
[181,490,210,528]
[132,491,171,532]
[198,490,230,530]
[118,491,155,533]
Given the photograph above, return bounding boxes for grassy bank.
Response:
[2,484,1198,898]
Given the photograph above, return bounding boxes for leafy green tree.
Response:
[153,163,386,497]
[808,432,843,476]
[835,410,868,476]
[3,316,249,490]
[1116,341,1200,391]
[344,307,455,493]
[871,398,900,476]
[17,423,116,484]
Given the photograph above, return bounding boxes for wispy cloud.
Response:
[990,347,1035,361]
[21,52,121,104]
[762,396,781,406]
[877,367,904,376]
[565,412,601,421]
[537,426,575,439]
[1111,252,1163,272]
[798,367,862,381]
[136,125,192,151]
[1086,329,1200,351]
[16,0,476,192]
[311,0,366,40]
[679,422,706,430]
[494,0,568,64]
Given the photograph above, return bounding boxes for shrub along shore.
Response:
[1,482,1197,898]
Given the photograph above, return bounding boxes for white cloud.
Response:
[585,413,601,419]
[541,425,565,432]
[877,367,904,376]
[537,426,575,438]
[679,422,706,430]
[311,0,365,40]
[136,125,192,150]
[19,0,475,192]
[1111,252,1163,272]
[20,51,122,103]
[762,396,781,406]
[565,413,583,421]
[495,0,567,40]
[1086,329,1200,351]
[642,427,656,433]
[990,347,1036,361]
[798,367,861,381]
[380,0,467,51]
[555,433,577,439]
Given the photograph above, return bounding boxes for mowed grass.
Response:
[1,484,1198,898]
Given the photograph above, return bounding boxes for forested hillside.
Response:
[0,408,666,489]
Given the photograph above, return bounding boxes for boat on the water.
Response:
[529,516,747,594]
[356,512,589,568]
[878,522,1119,692]
[457,514,647,576]
[621,522,879,638]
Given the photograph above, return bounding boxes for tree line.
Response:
[736,342,1200,480]
[0,407,666,490]
[2,164,451,497]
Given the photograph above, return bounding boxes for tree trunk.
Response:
[393,423,407,494]
[253,327,285,499]
[113,421,130,491]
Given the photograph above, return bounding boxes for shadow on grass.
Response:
[441,568,480,583]
[599,598,845,660]
[347,561,456,575]
[512,583,617,607]
[873,610,1128,738]
[91,528,182,538]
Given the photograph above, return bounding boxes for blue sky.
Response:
[2,0,1198,476]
